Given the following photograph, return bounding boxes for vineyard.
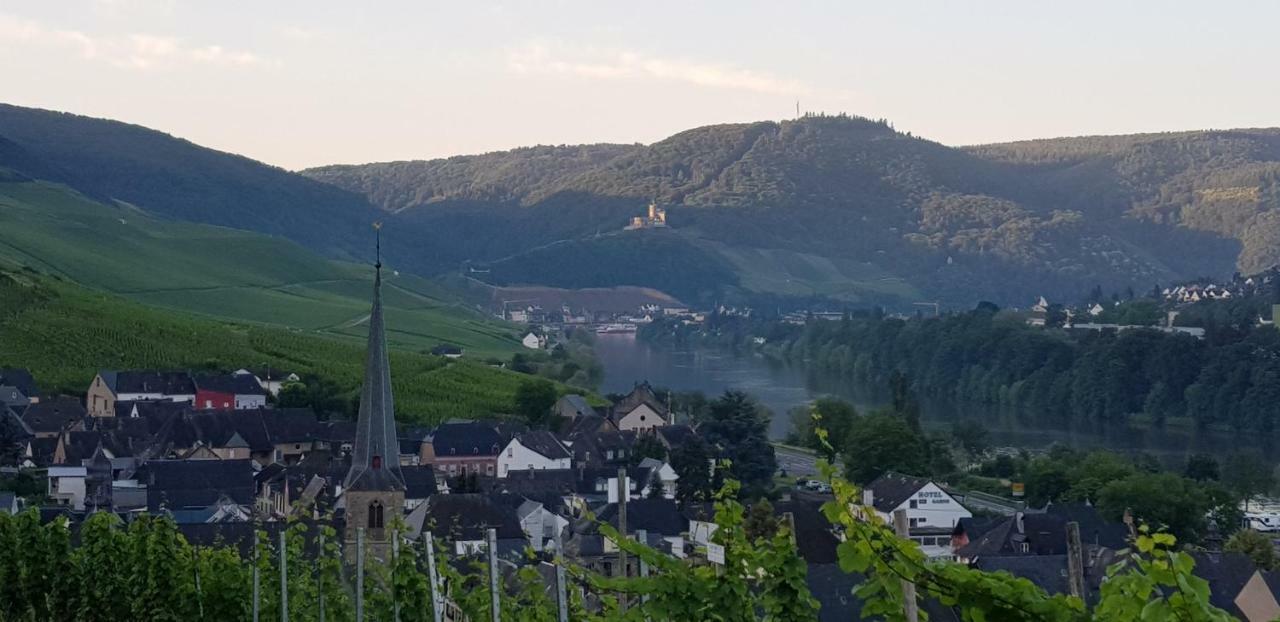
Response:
[0,464,1235,622]
[0,268,553,424]
[0,178,520,357]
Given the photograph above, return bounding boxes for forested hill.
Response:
[0,104,381,262]
[4,100,1276,308]
[308,116,1280,307]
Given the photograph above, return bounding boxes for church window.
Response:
[372,455,382,469]
[368,501,384,529]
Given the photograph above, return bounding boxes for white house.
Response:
[233,369,300,397]
[638,458,679,499]
[47,466,88,510]
[498,432,572,478]
[610,383,669,432]
[863,473,971,559]
[521,332,543,349]
[517,499,570,551]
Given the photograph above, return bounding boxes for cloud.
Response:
[0,13,267,70]
[507,41,814,97]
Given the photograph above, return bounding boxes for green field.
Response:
[0,177,520,357]
[0,267,547,424]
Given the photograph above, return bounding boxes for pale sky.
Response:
[2,0,1277,170]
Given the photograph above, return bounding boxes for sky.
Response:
[2,0,1278,170]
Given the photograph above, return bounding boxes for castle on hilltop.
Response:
[625,201,668,230]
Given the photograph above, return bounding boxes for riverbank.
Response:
[600,331,1280,465]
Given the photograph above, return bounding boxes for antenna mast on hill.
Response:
[796,100,800,119]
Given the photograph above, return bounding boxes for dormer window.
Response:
[372,455,382,469]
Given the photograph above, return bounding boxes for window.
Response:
[508,448,514,457]
[909,500,918,509]
[909,518,920,528]
[372,455,382,469]
[368,501,384,529]
[205,400,213,408]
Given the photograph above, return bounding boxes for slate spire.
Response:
[344,224,405,492]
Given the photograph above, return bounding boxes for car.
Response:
[810,482,832,494]
[794,478,813,489]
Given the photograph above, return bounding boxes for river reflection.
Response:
[595,333,1279,465]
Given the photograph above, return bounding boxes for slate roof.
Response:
[431,421,505,457]
[192,373,267,396]
[1044,502,1129,549]
[656,424,697,448]
[973,555,1071,596]
[956,513,1074,558]
[100,370,195,395]
[0,368,38,398]
[1191,551,1259,617]
[865,472,931,513]
[113,399,189,421]
[21,396,85,434]
[138,459,255,511]
[412,493,524,541]
[0,491,17,514]
[0,385,28,407]
[556,395,594,417]
[486,466,653,499]
[609,382,667,422]
[25,437,57,466]
[1,406,33,440]
[593,498,686,537]
[400,465,438,500]
[516,431,572,460]
[774,499,840,564]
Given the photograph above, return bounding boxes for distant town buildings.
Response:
[624,201,668,230]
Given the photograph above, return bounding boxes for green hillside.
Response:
[0,177,520,357]
[0,267,538,424]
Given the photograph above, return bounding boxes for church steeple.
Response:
[344,223,404,493]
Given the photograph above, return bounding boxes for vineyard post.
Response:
[487,528,501,622]
[191,547,205,620]
[892,510,919,622]
[280,530,289,622]
[357,528,365,622]
[616,466,628,611]
[253,534,261,622]
[1066,521,1085,599]
[554,528,569,622]
[426,532,442,622]
[317,531,325,622]
[392,530,401,622]
[637,528,651,620]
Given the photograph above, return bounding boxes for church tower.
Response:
[343,226,405,561]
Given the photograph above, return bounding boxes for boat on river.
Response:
[596,323,638,334]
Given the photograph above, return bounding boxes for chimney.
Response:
[862,488,874,507]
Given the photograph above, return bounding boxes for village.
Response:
[8,356,1280,617]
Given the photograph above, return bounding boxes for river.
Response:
[594,333,1280,464]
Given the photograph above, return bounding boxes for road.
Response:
[773,443,822,478]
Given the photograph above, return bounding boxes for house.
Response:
[46,465,88,509]
[423,421,509,478]
[405,493,526,556]
[609,383,670,432]
[554,395,595,420]
[193,374,269,410]
[399,465,438,510]
[232,368,300,397]
[138,459,256,521]
[430,344,464,359]
[1026,296,1050,327]
[1,407,33,465]
[0,368,39,404]
[637,457,679,499]
[521,332,543,350]
[87,370,196,417]
[655,424,697,450]
[863,472,971,558]
[20,396,86,439]
[498,431,572,477]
